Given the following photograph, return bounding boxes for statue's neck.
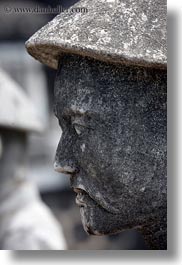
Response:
[0,166,26,201]
[0,134,27,201]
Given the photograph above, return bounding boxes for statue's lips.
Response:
[73,185,119,214]
[74,189,87,207]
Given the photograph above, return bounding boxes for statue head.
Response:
[53,54,167,236]
[26,0,167,248]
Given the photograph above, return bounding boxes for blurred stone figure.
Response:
[26,0,167,249]
[0,69,67,250]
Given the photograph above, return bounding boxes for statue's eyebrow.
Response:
[53,106,88,119]
[62,107,90,117]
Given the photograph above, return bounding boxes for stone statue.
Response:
[26,0,167,249]
[0,69,67,250]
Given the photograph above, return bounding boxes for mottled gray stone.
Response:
[54,54,167,249]
[26,0,167,69]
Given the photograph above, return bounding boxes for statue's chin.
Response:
[77,189,141,236]
[79,205,102,235]
[79,204,116,236]
[79,203,136,236]
[80,206,92,234]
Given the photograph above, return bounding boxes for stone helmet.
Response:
[0,69,43,133]
[26,0,167,69]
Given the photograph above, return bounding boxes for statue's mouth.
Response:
[74,188,88,207]
[72,185,119,214]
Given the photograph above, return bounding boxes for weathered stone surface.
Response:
[54,54,167,249]
[26,0,167,69]
[0,69,43,133]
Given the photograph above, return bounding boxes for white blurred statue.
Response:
[0,69,67,250]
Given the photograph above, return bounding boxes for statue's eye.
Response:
[73,123,86,135]
[72,116,94,135]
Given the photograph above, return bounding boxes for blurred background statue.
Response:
[0,69,67,250]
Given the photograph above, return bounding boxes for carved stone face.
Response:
[54,54,167,235]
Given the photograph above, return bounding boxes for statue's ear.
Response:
[0,134,3,158]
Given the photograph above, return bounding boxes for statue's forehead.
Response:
[55,55,103,113]
[54,54,166,117]
[54,88,98,118]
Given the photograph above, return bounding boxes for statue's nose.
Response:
[54,133,78,175]
[54,161,76,175]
